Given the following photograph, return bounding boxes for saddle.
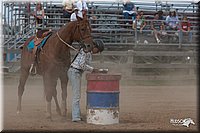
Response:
[32,29,51,55]
[29,28,52,75]
[34,29,51,47]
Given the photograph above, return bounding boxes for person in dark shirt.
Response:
[123,0,137,24]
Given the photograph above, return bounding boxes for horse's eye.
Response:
[81,28,85,32]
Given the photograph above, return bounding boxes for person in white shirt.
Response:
[67,41,105,122]
[70,8,79,21]
[76,0,88,19]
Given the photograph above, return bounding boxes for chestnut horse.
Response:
[17,17,94,120]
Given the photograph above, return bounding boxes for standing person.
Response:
[151,12,166,43]
[67,41,105,122]
[76,0,88,19]
[62,0,75,18]
[123,0,137,24]
[32,2,45,28]
[179,16,192,43]
[70,8,79,21]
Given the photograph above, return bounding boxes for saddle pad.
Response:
[27,33,52,52]
[27,39,34,51]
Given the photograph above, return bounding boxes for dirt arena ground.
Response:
[3,72,198,132]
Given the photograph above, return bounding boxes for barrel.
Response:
[86,73,121,125]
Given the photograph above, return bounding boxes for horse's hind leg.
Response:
[43,72,58,120]
[59,72,68,118]
[17,67,29,114]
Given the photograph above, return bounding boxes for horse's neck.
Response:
[58,22,75,45]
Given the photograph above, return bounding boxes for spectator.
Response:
[151,12,166,43]
[89,3,97,21]
[165,10,179,30]
[179,16,192,43]
[165,10,179,42]
[70,8,79,21]
[32,2,45,28]
[76,0,88,19]
[158,10,165,20]
[123,0,137,24]
[62,0,75,18]
[132,11,147,44]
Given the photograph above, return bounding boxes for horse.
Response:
[17,17,94,120]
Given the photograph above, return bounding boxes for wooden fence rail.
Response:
[3,49,198,81]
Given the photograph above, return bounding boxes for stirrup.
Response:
[29,64,37,75]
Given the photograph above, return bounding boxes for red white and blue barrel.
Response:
[86,73,121,125]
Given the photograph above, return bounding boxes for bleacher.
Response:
[3,0,198,47]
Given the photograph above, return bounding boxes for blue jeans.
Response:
[123,12,136,23]
[179,30,192,43]
[67,67,82,121]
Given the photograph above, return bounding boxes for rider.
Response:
[67,40,105,122]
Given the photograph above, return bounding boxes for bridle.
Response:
[56,21,93,51]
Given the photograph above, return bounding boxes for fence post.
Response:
[134,20,137,47]
[127,50,134,77]
[100,53,104,64]
[178,20,182,48]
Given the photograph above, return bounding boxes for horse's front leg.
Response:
[17,67,29,114]
[43,71,58,120]
[59,70,68,119]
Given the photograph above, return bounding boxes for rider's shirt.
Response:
[70,48,93,72]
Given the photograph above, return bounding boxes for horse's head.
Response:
[71,17,94,51]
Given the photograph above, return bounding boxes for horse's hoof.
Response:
[17,110,21,115]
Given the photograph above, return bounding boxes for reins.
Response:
[56,21,92,52]
[56,32,78,52]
